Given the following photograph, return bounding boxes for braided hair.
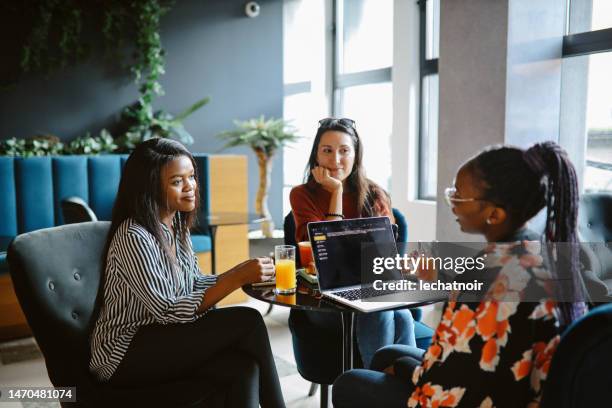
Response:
[465,141,586,326]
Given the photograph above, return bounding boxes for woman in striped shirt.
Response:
[89,138,285,408]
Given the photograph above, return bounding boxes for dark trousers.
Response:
[109,307,285,408]
[332,345,424,408]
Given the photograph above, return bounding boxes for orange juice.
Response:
[298,241,315,274]
[276,293,296,305]
[275,259,297,294]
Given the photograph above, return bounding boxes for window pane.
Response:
[340,0,393,74]
[426,0,440,60]
[283,0,325,84]
[338,82,393,191]
[283,92,327,187]
[419,74,439,199]
[584,52,612,192]
[562,52,612,192]
[569,0,612,34]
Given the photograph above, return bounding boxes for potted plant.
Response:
[218,116,299,238]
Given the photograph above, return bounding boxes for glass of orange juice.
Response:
[275,245,296,294]
[276,293,296,305]
[298,241,316,275]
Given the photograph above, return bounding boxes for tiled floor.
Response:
[0,298,441,407]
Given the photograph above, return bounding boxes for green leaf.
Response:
[174,96,210,122]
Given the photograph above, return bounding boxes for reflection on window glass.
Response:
[341,0,393,74]
[569,0,612,34]
[426,0,440,60]
[283,92,326,187]
[283,0,327,215]
[283,0,325,84]
[584,52,612,192]
[420,74,439,199]
[338,82,393,190]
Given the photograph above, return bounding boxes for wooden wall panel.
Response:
[205,155,249,305]
[0,274,31,340]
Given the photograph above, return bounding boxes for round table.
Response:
[243,282,442,372]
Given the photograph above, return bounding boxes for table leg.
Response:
[341,311,355,372]
[209,225,218,275]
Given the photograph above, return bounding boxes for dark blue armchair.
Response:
[285,209,434,407]
[541,303,612,407]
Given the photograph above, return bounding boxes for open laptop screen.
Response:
[307,217,400,291]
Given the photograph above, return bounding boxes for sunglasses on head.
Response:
[318,118,356,129]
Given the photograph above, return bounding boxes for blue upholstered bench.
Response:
[0,154,213,274]
[0,154,213,338]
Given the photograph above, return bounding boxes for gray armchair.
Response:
[8,222,220,407]
[578,193,612,302]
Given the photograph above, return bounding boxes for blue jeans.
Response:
[355,309,416,368]
[332,345,424,408]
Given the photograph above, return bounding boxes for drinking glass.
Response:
[298,241,316,275]
[275,245,296,294]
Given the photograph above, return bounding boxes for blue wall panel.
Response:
[52,156,89,225]
[0,158,17,236]
[15,157,54,233]
[88,156,122,221]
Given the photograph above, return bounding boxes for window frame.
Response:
[561,4,612,190]
[417,0,439,200]
[331,0,393,116]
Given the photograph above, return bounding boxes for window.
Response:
[567,0,612,34]
[333,0,394,190]
[283,0,395,215]
[418,0,439,200]
[282,0,328,214]
[562,0,612,192]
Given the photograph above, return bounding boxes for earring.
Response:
[486,219,492,225]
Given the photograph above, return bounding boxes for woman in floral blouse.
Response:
[332,141,587,408]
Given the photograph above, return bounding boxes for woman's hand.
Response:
[312,166,342,193]
[233,257,276,285]
[416,262,438,282]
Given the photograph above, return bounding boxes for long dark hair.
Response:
[465,141,585,326]
[103,138,200,269]
[304,121,386,216]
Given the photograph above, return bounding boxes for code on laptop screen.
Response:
[307,217,399,291]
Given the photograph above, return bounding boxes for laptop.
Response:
[307,216,416,312]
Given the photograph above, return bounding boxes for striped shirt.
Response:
[89,218,217,381]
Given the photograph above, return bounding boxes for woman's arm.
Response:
[114,231,208,324]
[290,185,342,243]
[196,258,274,313]
[311,167,343,220]
[326,188,343,220]
[115,230,274,322]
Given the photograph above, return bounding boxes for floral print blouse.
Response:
[408,235,562,408]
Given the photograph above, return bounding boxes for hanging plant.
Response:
[101,3,127,61]
[11,0,210,152]
[127,0,171,132]
[20,0,88,73]
[18,0,173,112]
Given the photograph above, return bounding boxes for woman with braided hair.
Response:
[332,141,587,408]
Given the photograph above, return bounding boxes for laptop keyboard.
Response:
[334,286,397,301]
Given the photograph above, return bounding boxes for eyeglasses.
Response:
[444,187,486,207]
[318,118,356,129]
